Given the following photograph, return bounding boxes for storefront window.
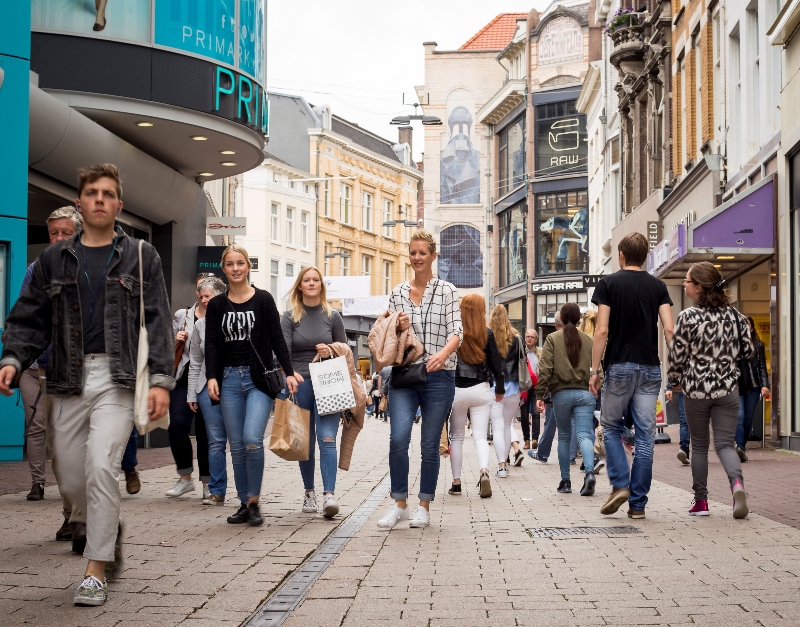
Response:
[536,190,589,275]
[535,100,587,178]
[439,225,483,288]
[498,116,525,197]
[535,291,589,325]
[498,203,526,288]
[504,299,527,337]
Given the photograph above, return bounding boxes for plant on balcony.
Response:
[605,7,640,37]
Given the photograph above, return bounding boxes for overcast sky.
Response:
[267,1,551,161]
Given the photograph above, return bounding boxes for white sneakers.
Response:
[377,504,430,529]
[202,484,211,500]
[496,466,509,478]
[408,506,430,529]
[323,494,339,518]
[302,491,318,513]
[377,504,410,529]
[165,478,194,497]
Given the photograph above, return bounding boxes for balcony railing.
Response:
[607,12,648,69]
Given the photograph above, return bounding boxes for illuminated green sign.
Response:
[214,66,268,136]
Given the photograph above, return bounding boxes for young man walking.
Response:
[589,232,673,519]
[0,164,174,606]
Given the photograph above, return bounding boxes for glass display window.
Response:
[535,190,589,275]
[498,202,527,288]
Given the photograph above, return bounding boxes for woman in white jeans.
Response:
[449,295,506,498]
[489,305,524,475]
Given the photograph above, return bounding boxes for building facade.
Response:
[417,14,523,311]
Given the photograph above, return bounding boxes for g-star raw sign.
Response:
[207,217,247,236]
[531,278,585,293]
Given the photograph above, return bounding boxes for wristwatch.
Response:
[589,369,598,376]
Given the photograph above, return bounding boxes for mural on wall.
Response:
[537,16,583,66]
[438,225,483,289]
[440,89,480,204]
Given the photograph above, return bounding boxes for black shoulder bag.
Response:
[733,307,751,395]
[391,281,437,389]
[226,295,284,396]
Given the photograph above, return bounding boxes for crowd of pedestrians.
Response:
[0,163,762,608]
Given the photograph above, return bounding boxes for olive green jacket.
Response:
[535,330,602,401]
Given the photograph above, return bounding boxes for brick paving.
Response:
[2,418,800,626]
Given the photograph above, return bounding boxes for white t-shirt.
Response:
[527,349,540,376]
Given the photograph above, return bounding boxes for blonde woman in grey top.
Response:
[281,266,346,518]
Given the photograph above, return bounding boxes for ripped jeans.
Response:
[294,379,339,494]
[220,367,274,504]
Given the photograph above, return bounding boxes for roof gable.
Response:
[459,13,527,50]
[331,116,400,163]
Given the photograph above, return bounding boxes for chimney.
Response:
[398,126,413,157]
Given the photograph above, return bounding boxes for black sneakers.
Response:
[226,504,250,524]
[580,472,596,496]
[448,483,462,495]
[557,479,572,493]
[71,523,87,554]
[27,483,44,501]
[56,518,73,542]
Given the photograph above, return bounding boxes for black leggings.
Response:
[168,384,210,481]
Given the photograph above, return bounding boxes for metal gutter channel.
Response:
[242,473,391,627]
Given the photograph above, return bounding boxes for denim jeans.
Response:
[120,426,138,472]
[736,389,761,450]
[197,386,228,498]
[553,389,597,480]
[601,362,661,511]
[293,379,340,494]
[676,391,690,454]
[220,367,274,504]
[570,417,578,461]
[388,369,455,502]
[536,405,557,460]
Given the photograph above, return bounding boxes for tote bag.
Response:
[134,240,170,435]
[309,354,356,416]
[269,395,310,461]
[517,337,533,392]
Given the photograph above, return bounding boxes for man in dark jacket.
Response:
[0,164,174,607]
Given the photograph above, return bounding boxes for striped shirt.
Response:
[388,278,462,370]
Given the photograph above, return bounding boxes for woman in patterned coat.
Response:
[667,262,754,519]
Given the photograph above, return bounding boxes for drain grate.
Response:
[527,525,643,538]
[243,473,391,627]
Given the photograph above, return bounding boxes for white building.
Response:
[233,154,317,310]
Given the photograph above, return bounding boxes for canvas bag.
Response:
[269,395,310,461]
[309,349,356,416]
[518,337,532,392]
[134,240,170,435]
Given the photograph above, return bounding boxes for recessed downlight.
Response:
[221,162,237,166]
[192,135,208,141]
[137,122,154,127]
[716,255,735,260]
[220,150,236,155]
[198,172,214,177]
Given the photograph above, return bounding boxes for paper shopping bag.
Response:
[309,355,356,416]
[269,396,310,461]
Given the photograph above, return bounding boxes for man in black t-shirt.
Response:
[589,232,674,519]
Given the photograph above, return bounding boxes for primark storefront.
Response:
[0,0,268,460]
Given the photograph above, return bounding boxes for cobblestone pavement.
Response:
[2,418,800,626]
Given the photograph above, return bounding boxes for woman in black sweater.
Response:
[205,245,299,526]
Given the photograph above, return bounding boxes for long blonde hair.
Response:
[579,310,597,336]
[289,266,333,323]
[488,304,518,358]
[220,243,253,269]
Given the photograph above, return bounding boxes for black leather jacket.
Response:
[0,229,175,395]
[740,339,769,393]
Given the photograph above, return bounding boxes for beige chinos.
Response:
[50,354,133,561]
[20,365,47,485]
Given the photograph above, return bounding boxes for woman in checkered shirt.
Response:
[376,230,462,531]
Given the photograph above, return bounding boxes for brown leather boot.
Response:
[124,470,141,495]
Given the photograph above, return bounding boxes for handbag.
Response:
[517,336,532,392]
[309,347,356,415]
[173,307,189,375]
[733,307,751,395]
[392,281,437,389]
[133,240,170,435]
[226,297,284,396]
[269,394,310,461]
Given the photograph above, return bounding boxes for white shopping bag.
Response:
[309,355,356,416]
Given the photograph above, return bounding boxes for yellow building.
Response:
[309,109,423,297]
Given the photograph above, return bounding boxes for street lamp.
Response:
[325,246,351,259]
[382,205,418,228]
[391,103,442,127]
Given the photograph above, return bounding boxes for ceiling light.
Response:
[137,122,154,127]
[716,255,735,260]
[713,264,722,268]
[198,172,214,177]
[192,135,208,141]
[221,162,237,166]
[220,150,236,155]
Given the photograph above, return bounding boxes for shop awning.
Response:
[648,175,774,282]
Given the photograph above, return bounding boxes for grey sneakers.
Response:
[73,576,107,606]
[165,478,195,497]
